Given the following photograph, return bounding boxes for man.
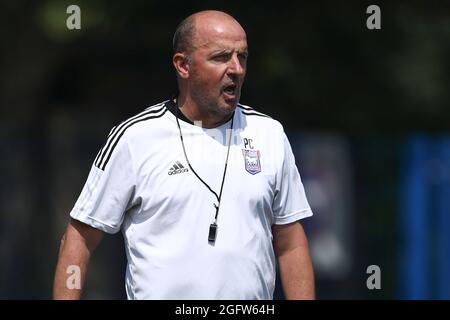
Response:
[53,10,315,300]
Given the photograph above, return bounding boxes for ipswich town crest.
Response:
[242,149,261,175]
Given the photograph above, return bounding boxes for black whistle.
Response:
[208,223,218,243]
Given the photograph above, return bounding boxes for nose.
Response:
[227,54,245,77]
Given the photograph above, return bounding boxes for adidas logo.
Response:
[168,161,189,175]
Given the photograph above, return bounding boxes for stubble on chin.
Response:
[210,97,238,117]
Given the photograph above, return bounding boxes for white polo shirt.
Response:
[70,99,313,299]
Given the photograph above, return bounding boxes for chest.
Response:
[134,128,278,211]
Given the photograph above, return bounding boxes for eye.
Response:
[211,53,231,62]
[238,52,248,61]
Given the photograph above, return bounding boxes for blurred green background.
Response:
[1,0,449,299]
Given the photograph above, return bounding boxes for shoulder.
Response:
[237,103,284,132]
[109,100,173,143]
[94,100,169,170]
[116,101,169,137]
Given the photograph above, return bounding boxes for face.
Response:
[187,18,248,118]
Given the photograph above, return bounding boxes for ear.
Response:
[173,53,190,79]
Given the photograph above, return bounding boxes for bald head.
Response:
[172,10,248,126]
[173,10,245,55]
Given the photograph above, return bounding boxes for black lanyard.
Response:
[174,103,234,244]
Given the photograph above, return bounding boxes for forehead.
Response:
[193,19,248,51]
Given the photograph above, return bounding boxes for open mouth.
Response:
[222,84,237,97]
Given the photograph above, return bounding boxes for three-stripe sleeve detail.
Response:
[238,105,271,118]
[95,103,167,170]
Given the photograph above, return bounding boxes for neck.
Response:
[176,93,233,129]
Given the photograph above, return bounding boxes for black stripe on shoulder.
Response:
[94,125,117,164]
[95,103,165,169]
[241,111,271,119]
[238,105,271,118]
[145,100,169,111]
[238,104,262,112]
[238,104,253,110]
[96,107,167,171]
[99,108,167,170]
[93,148,103,165]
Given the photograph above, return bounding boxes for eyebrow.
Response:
[210,49,230,55]
[209,48,249,55]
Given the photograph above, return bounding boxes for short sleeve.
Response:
[272,131,313,225]
[70,134,136,234]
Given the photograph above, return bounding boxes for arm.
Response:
[53,218,104,299]
[272,221,315,300]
